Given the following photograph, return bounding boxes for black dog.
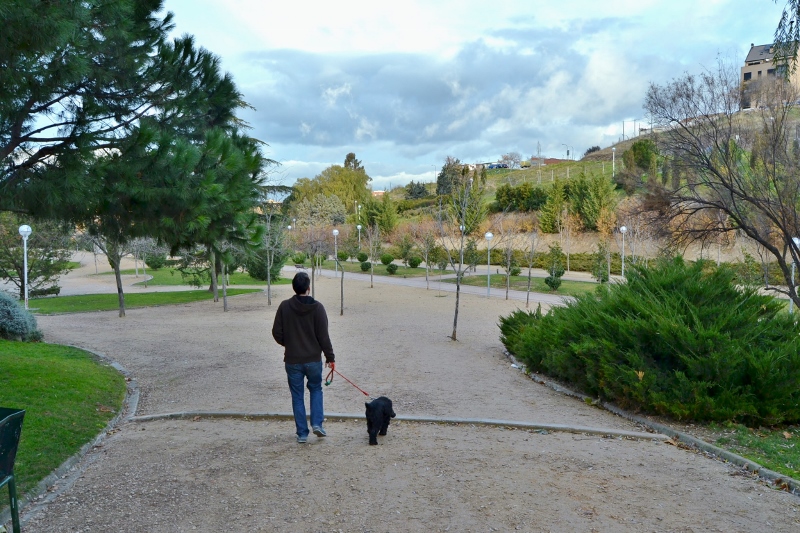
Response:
[365,396,396,445]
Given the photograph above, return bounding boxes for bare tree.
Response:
[435,170,485,340]
[410,219,438,289]
[294,224,329,298]
[522,227,540,308]
[365,224,382,289]
[645,64,800,305]
[501,152,522,169]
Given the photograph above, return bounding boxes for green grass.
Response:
[713,424,800,481]
[447,273,599,298]
[0,340,127,497]
[31,289,261,314]
[95,268,291,287]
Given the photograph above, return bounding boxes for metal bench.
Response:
[0,407,25,533]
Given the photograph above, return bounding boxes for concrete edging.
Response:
[504,351,800,496]
[130,411,668,441]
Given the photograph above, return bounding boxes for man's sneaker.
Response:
[312,426,327,437]
[297,435,308,444]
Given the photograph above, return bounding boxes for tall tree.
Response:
[436,156,462,196]
[343,152,364,172]
[0,0,175,207]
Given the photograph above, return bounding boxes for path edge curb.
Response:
[129,411,668,441]
[503,351,800,496]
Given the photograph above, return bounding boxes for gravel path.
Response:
[12,258,800,532]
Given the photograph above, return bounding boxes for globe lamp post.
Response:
[18,225,32,310]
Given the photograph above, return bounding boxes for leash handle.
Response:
[324,367,370,397]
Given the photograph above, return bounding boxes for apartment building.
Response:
[740,42,799,107]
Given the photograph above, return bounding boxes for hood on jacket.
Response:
[288,294,318,315]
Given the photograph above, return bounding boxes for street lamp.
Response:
[791,237,800,314]
[561,143,569,160]
[357,224,362,249]
[485,232,493,298]
[620,226,627,278]
[332,229,339,272]
[612,147,616,178]
[287,225,292,231]
[18,225,31,310]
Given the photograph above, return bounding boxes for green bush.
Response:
[144,254,167,270]
[0,292,42,341]
[360,261,371,272]
[357,252,369,263]
[244,248,288,282]
[508,266,521,277]
[408,256,422,268]
[386,263,398,274]
[500,257,800,425]
[292,252,307,264]
[337,251,349,262]
[380,253,394,266]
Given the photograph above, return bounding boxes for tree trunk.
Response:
[222,263,228,312]
[424,252,429,289]
[451,234,465,341]
[526,266,532,308]
[108,254,126,318]
[209,249,219,302]
[311,263,316,298]
[267,250,275,306]
[339,261,344,316]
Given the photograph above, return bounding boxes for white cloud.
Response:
[163,0,788,188]
[322,83,352,107]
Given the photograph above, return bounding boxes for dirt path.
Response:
[15,262,800,532]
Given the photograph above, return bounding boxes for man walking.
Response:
[272,272,335,443]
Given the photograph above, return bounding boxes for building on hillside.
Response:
[741,42,799,108]
[371,190,385,198]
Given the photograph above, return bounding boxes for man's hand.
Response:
[326,361,335,371]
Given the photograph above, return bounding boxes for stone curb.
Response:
[504,352,800,496]
[130,411,668,441]
[1,346,140,529]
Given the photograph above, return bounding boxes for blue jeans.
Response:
[285,362,324,437]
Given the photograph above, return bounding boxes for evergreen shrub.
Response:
[386,264,398,274]
[380,253,394,266]
[499,257,800,425]
[292,252,307,264]
[337,251,349,262]
[357,252,369,263]
[145,254,167,270]
[245,248,288,281]
[360,261,371,272]
[408,257,422,268]
[0,292,42,341]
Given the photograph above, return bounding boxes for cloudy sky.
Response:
[162,0,786,190]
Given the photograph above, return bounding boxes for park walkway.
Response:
[11,259,800,531]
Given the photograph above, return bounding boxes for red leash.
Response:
[325,367,371,398]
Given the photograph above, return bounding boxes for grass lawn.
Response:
[713,424,800,481]
[447,273,599,298]
[0,340,127,497]
[31,289,261,314]
[96,268,290,287]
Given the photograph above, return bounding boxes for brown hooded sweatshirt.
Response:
[272,295,335,364]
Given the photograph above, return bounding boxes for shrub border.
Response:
[503,351,800,496]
